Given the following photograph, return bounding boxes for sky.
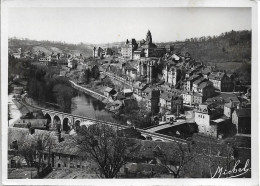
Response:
[8,7,251,44]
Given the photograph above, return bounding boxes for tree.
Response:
[17,131,57,174]
[75,124,140,178]
[84,68,91,84]
[52,84,74,113]
[91,65,100,80]
[154,143,194,178]
[17,137,37,167]
[118,99,152,129]
[32,132,57,174]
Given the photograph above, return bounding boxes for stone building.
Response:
[93,47,104,59]
[232,106,251,134]
[121,30,166,59]
[224,100,238,118]
[162,64,181,87]
[138,58,159,83]
[208,72,233,92]
[159,92,183,113]
[121,39,138,59]
[144,89,160,114]
[195,104,219,137]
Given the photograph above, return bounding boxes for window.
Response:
[70,156,74,161]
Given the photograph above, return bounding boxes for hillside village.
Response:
[8,30,251,178]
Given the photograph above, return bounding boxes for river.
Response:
[71,92,119,123]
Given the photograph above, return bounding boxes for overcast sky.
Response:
[8,7,251,44]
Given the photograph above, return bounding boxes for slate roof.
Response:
[193,77,205,86]
[208,72,226,81]
[115,92,125,100]
[201,68,211,75]
[234,108,251,118]
[197,104,209,113]
[193,92,203,97]
[160,84,171,91]
[160,92,173,102]
[224,101,237,108]
[143,87,152,93]
[198,81,212,89]
[104,87,114,93]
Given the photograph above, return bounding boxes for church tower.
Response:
[146,30,152,45]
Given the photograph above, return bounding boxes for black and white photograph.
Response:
[1,0,259,185]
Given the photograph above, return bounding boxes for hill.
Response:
[159,30,251,66]
[8,38,94,58]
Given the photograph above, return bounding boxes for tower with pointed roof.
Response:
[146,30,152,45]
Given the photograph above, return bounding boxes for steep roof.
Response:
[160,92,173,102]
[224,101,237,108]
[104,87,114,93]
[193,77,205,86]
[208,72,226,81]
[143,87,152,93]
[187,74,200,81]
[201,68,211,75]
[198,81,212,89]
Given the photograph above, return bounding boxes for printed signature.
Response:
[212,159,251,178]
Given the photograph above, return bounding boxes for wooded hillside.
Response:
[8,38,94,57]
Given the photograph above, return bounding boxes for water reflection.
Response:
[71,92,118,123]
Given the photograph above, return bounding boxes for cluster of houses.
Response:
[9,47,84,69]
[194,92,251,138]
[98,32,250,139]
[93,47,114,59]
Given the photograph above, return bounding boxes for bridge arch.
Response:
[62,117,71,132]
[74,120,81,132]
[44,113,53,128]
[53,115,62,130]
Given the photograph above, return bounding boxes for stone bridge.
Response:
[41,109,187,143]
[22,97,187,144]
[41,108,117,132]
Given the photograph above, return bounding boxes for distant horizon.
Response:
[8,29,252,46]
[8,8,251,45]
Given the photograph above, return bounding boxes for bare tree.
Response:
[153,143,194,178]
[17,130,57,174]
[17,138,37,167]
[75,124,140,178]
[32,131,57,174]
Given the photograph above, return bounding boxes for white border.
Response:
[1,0,259,185]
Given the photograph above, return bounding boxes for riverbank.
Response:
[8,94,22,127]
[69,80,109,102]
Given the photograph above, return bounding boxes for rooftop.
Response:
[208,72,226,80]
[234,108,251,118]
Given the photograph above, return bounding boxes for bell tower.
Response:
[146,30,152,45]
